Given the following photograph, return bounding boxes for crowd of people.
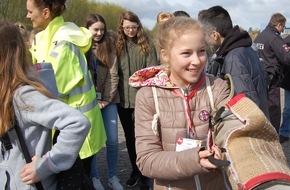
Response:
[1,0,290,190]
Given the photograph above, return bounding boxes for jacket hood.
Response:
[54,24,92,53]
[129,66,206,91]
[216,25,252,56]
[129,66,175,88]
[35,16,92,54]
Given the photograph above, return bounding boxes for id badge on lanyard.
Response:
[173,76,208,151]
[175,131,207,152]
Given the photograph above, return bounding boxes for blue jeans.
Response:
[91,103,119,178]
[280,89,290,137]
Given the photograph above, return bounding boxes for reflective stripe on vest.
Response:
[50,41,97,113]
[50,41,93,98]
[78,97,98,113]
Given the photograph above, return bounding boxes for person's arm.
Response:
[222,51,260,105]
[102,54,119,105]
[14,86,90,181]
[53,42,86,97]
[272,36,290,66]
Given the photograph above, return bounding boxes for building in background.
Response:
[283,27,290,35]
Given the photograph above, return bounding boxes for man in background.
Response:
[254,13,290,133]
[198,5,269,118]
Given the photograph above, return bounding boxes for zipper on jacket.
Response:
[183,88,189,97]
[173,76,206,138]
[182,87,191,137]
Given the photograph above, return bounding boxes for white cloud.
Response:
[94,0,290,31]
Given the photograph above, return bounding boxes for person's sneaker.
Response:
[126,173,140,187]
[108,176,124,190]
[92,177,105,190]
[279,135,289,143]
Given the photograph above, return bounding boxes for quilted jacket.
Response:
[129,66,239,190]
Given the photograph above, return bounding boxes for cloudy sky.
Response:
[95,0,290,31]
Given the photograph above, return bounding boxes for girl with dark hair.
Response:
[0,21,90,190]
[84,13,123,190]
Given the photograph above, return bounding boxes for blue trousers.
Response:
[91,103,119,178]
[280,89,290,137]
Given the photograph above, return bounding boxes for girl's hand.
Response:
[98,101,109,109]
[20,156,40,185]
[199,145,222,169]
[211,145,222,160]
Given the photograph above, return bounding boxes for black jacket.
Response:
[254,25,290,87]
[208,25,269,117]
[281,35,290,90]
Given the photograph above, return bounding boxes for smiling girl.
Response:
[84,13,123,190]
[129,12,235,190]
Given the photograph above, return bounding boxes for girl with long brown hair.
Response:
[0,21,90,190]
[115,11,158,190]
[84,13,123,190]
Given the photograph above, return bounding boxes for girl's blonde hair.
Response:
[155,12,205,63]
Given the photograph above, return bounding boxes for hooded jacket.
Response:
[129,66,238,190]
[30,16,106,159]
[209,25,269,118]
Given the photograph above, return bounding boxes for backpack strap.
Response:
[223,74,235,101]
[151,74,235,136]
[206,74,235,116]
[151,87,160,136]
[205,74,233,167]
[0,131,13,161]
[205,76,216,113]
[14,118,44,190]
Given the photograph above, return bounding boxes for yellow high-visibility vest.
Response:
[30,16,106,159]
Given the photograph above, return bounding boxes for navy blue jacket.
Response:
[281,35,290,90]
[208,25,269,117]
[254,25,290,87]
